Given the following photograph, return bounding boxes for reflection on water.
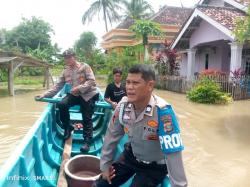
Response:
[0,87,250,187]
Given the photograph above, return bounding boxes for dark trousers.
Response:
[94,143,168,187]
[57,93,99,141]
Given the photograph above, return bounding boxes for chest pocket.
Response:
[142,120,158,141]
[77,71,86,84]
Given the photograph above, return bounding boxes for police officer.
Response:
[36,49,99,152]
[94,64,187,187]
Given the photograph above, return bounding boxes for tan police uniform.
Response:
[99,95,187,187]
[43,62,98,142]
[44,62,97,100]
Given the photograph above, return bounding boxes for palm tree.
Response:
[122,0,154,19]
[82,0,123,32]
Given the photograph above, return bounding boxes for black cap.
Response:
[62,49,76,58]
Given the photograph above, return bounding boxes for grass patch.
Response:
[14,76,44,85]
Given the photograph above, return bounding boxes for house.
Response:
[101,6,192,54]
[171,0,249,80]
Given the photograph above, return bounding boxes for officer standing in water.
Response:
[94,64,187,187]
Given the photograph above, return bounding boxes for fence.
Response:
[156,74,250,100]
[156,75,192,93]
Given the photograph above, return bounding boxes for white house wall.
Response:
[221,44,231,72]
[180,42,231,76]
[180,54,188,76]
[190,20,232,49]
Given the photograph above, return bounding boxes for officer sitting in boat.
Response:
[94,64,187,187]
[36,49,99,153]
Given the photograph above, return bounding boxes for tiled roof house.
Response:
[101,6,192,52]
[171,0,250,80]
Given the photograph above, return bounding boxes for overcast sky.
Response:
[0,0,200,51]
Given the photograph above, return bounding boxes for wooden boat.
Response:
[0,85,170,187]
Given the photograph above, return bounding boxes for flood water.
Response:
[0,90,46,167]
[0,87,250,187]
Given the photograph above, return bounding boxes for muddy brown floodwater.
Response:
[0,87,249,187]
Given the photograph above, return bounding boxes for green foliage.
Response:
[74,31,97,59]
[0,29,7,45]
[187,77,232,104]
[2,17,54,53]
[154,40,179,76]
[0,17,61,77]
[0,69,8,81]
[129,20,162,61]
[77,49,106,72]
[14,76,44,85]
[26,45,60,64]
[51,65,64,76]
[122,0,154,19]
[233,5,250,44]
[129,20,162,45]
[104,47,139,83]
[18,67,44,76]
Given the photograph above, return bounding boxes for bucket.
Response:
[64,155,101,187]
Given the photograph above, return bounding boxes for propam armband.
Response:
[157,105,184,154]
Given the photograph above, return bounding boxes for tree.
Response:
[122,0,154,19]
[4,17,54,53]
[82,0,123,32]
[233,5,250,44]
[27,44,60,64]
[0,29,7,45]
[74,31,97,59]
[154,40,179,76]
[129,20,162,61]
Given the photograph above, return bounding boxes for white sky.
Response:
[0,0,200,51]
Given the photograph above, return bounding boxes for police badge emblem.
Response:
[161,115,173,133]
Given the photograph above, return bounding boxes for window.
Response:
[245,60,250,75]
[205,54,209,69]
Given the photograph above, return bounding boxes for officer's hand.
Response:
[71,87,79,94]
[111,102,118,109]
[35,94,45,101]
[101,166,115,184]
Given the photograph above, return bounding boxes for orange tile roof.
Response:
[198,6,247,31]
[116,6,192,29]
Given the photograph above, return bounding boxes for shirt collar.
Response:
[125,95,155,117]
[144,95,156,116]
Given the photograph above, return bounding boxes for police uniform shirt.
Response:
[100,95,187,187]
[44,62,97,101]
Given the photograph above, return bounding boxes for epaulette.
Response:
[78,63,87,71]
[119,96,128,104]
[154,95,170,109]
